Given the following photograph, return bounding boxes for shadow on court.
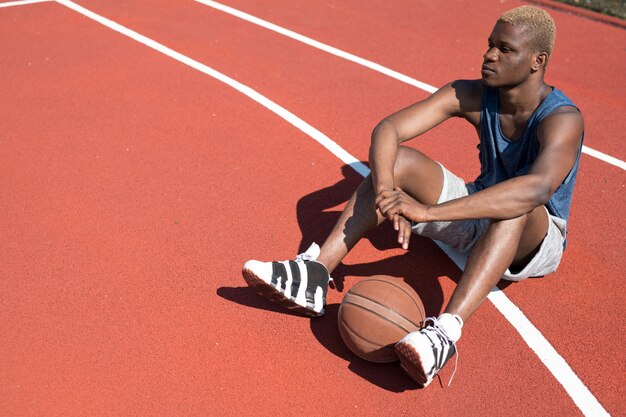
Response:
[309,303,416,392]
[307,240,461,391]
[216,163,473,391]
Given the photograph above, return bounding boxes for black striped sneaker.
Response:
[395,317,459,387]
[242,243,330,317]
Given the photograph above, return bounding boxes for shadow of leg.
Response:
[296,164,364,255]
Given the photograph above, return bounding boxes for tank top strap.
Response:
[532,88,577,124]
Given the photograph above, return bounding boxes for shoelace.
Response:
[423,317,460,387]
[294,252,315,262]
[294,250,333,283]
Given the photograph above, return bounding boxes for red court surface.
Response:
[1,0,624,416]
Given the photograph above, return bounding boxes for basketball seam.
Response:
[343,299,416,334]
[347,292,422,329]
[352,278,425,318]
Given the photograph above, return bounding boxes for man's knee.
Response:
[485,206,549,266]
[392,146,428,179]
[487,207,548,239]
[487,212,530,232]
[389,146,443,205]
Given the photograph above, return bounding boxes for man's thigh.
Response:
[502,210,566,281]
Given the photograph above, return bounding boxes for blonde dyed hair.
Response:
[498,6,556,56]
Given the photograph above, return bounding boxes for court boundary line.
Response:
[53,1,610,416]
[0,0,51,8]
[195,0,626,172]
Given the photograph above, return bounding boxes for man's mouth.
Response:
[481,64,495,75]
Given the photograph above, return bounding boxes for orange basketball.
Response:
[338,275,425,363]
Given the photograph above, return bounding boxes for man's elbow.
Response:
[371,119,398,142]
[532,180,555,207]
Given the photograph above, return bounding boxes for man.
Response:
[242,6,584,388]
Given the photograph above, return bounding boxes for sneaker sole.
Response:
[395,341,431,388]
[242,267,324,317]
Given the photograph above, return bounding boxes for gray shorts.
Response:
[412,163,567,281]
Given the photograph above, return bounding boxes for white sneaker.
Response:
[395,316,458,387]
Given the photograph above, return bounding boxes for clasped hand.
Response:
[375,187,429,250]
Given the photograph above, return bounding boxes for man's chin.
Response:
[480,77,496,87]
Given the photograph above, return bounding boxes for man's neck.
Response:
[498,78,550,115]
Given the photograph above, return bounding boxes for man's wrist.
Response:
[374,180,394,194]
[423,204,437,222]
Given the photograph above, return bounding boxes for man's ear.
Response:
[531,52,548,73]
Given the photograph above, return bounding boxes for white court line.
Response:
[582,145,626,170]
[195,0,626,172]
[0,0,51,8]
[53,1,610,416]
[54,0,370,180]
[195,0,436,95]
[436,241,610,417]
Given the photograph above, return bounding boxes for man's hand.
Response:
[376,188,430,222]
[393,215,413,250]
[375,188,431,250]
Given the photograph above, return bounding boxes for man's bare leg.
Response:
[444,204,549,323]
[317,146,444,273]
[243,146,443,316]
[395,204,550,387]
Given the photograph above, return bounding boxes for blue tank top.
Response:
[474,87,583,225]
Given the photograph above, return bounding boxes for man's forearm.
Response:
[369,120,400,193]
[426,175,551,222]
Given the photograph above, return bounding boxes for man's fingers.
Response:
[383,202,401,220]
[402,220,411,250]
[375,189,395,204]
[378,192,405,210]
[376,189,402,202]
[377,197,396,218]
[396,216,411,250]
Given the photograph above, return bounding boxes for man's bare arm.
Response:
[376,107,584,222]
[369,80,480,194]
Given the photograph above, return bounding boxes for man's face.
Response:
[481,22,537,88]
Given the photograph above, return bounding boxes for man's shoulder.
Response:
[443,79,483,118]
[537,106,584,137]
[449,79,484,97]
[537,88,583,130]
[535,91,584,149]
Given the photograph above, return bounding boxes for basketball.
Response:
[337,275,425,363]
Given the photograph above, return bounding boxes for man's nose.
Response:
[483,47,498,61]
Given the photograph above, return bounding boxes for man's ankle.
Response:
[437,313,463,343]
